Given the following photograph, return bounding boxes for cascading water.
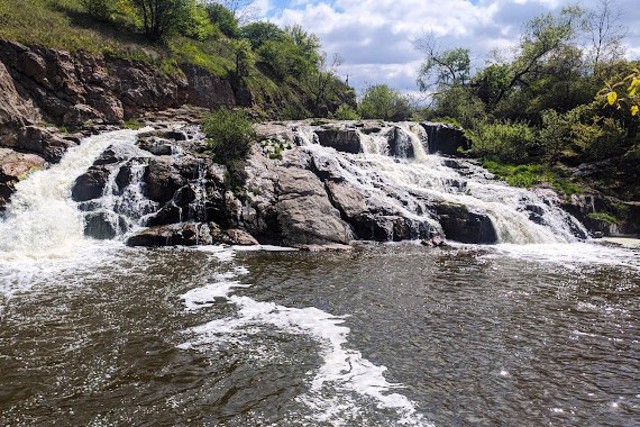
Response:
[0,130,143,260]
[0,125,638,427]
[294,122,588,244]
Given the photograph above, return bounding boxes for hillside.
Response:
[0,0,356,120]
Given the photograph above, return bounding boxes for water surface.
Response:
[1,241,638,426]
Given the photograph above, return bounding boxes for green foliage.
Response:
[205,2,239,38]
[178,2,216,41]
[482,160,582,195]
[417,47,471,91]
[231,38,254,79]
[132,0,190,40]
[81,0,116,22]
[241,21,287,49]
[587,212,618,224]
[358,84,411,121]
[123,118,144,129]
[203,109,256,164]
[432,85,486,129]
[334,104,360,120]
[467,121,538,164]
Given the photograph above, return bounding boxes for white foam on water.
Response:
[179,248,430,426]
[483,242,640,271]
[0,129,145,262]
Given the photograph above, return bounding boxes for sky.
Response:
[243,0,640,97]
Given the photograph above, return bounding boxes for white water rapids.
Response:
[0,127,637,426]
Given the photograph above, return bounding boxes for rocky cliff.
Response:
[61,119,602,248]
[0,38,239,211]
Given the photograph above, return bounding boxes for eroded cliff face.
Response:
[0,38,238,211]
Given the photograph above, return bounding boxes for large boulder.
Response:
[72,166,111,202]
[434,203,498,244]
[142,159,186,203]
[126,222,213,247]
[421,122,470,156]
[315,128,363,154]
[275,168,350,245]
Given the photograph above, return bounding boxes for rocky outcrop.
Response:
[421,122,470,156]
[0,148,46,211]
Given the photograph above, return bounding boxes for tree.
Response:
[205,2,240,38]
[286,24,322,66]
[231,38,254,78]
[358,84,411,121]
[302,53,344,117]
[240,21,286,49]
[133,0,191,40]
[415,33,471,91]
[583,0,627,74]
[491,7,582,107]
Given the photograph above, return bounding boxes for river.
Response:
[0,130,638,426]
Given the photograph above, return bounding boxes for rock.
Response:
[182,64,236,110]
[388,126,415,158]
[71,166,110,201]
[0,148,46,210]
[275,167,351,245]
[421,122,470,156]
[434,203,498,244]
[83,210,125,239]
[126,222,213,247]
[0,148,46,180]
[62,103,101,127]
[142,159,186,203]
[421,235,446,247]
[223,228,259,245]
[0,60,39,148]
[315,128,363,154]
[137,136,174,156]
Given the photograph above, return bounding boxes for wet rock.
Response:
[72,166,110,201]
[0,148,46,210]
[142,159,186,203]
[137,136,173,156]
[315,128,363,154]
[389,126,415,158]
[275,168,350,245]
[126,222,212,247]
[223,228,259,246]
[421,235,446,247]
[421,122,470,156]
[83,210,125,239]
[434,203,498,244]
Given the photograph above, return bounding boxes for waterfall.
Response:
[0,130,143,259]
[296,122,588,244]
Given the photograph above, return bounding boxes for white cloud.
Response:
[268,0,640,95]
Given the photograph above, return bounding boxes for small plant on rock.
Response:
[203,109,255,164]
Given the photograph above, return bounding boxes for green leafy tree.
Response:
[133,0,192,40]
[358,84,412,121]
[231,38,254,78]
[205,2,239,38]
[241,21,287,49]
[415,35,471,91]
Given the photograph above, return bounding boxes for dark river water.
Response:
[0,241,638,426]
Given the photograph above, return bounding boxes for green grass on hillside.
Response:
[482,160,583,196]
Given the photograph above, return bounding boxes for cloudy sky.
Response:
[246,0,640,96]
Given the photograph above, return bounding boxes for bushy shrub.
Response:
[358,84,411,121]
[333,104,359,120]
[82,0,116,22]
[467,120,538,164]
[203,109,255,164]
